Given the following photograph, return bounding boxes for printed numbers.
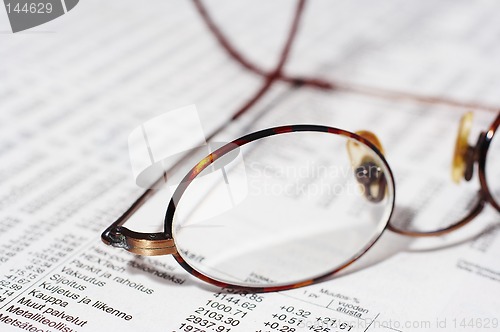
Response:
[280,305,311,318]
[0,280,22,291]
[177,324,206,332]
[217,288,264,302]
[177,290,265,331]
[264,321,296,331]
[453,318,499,329]
[6,2,53,14]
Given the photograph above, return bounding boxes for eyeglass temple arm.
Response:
[101,188,177,256]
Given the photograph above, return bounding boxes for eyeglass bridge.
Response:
[102,226,177,256]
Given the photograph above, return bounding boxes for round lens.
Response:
[168,127,394,288]
[485,122,500,210]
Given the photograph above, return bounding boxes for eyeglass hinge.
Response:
[101,226,177,256]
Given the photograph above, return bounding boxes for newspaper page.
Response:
[0,1,499,331]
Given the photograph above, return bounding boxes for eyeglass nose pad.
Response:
[452,112,475,184]
[347,131,387,203]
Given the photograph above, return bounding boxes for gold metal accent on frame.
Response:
[102,227,177,256]
[125,236,177,256]
[452,112,473,183]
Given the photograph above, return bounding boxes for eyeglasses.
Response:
[102,112,499,292]
[102,0,500,292]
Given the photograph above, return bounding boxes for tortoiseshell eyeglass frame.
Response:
[387,111,500,237]
[480,113,500,212]
[103,124,396,292]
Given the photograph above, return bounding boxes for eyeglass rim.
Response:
[163,124,396,292]
[388,111,500,237]
[478,112,500,211]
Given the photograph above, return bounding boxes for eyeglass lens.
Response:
[169,130,394,288]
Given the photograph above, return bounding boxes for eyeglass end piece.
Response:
[101,226,128,249]
[101,226,177,256]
